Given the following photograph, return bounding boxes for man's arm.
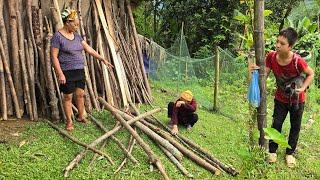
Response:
[297,66,314,93]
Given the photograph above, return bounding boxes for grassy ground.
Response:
[0,81,319,179]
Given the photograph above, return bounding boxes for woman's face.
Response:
[66,18,80,32]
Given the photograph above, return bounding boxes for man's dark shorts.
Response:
[60,69,86,94]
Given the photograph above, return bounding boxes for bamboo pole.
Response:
[0,0,13,116]
[0,39,21,118]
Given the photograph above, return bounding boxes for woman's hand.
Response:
[58,73,66,84]
[171,125,178,135]
[103,59,114,68]
[176,101,185,107]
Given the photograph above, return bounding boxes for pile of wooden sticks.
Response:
[48,99,238,178]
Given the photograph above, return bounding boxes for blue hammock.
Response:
[247,70,261,107]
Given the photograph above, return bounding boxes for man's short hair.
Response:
[278,27,298,47]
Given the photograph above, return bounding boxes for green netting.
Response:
[141,29,248,112]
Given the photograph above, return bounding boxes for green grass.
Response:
[0,81,319,179]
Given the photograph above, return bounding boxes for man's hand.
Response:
[103,59,114,68]
[171,125,178,135]
[295,87,306,94]
[176,101,185,107]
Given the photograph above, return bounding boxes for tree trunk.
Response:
[254,0,267,148]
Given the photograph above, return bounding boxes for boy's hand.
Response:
[295,87,306,93]
[249,64,260,72]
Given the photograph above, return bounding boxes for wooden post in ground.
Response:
[254,0,267,148]
[213,46,220,111]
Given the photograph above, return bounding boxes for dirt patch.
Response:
[0,119,36,144]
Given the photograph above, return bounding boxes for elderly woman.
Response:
[51,9,112,131]
[168,90,198,134]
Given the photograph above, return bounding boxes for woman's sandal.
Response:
[77,118,88,124]
[66,123,74,131]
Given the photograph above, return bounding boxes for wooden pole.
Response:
[0,0,13,116]
[254,0,267,148]
[94,0,129,106]
[64,105,161,174]
[8,0,23,114]
[104,103,169,179]
[213,46,220,111]
[51,0,63,30]
[125,0,152,97]
[44,35,60,121]
[144,120,221,176]
[0,39,21,118]
[24,40,38,120]
[46,120,114,165]
[0,43,7,120]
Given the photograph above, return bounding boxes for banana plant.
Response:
[285,17,318,37]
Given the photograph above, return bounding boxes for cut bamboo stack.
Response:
[0,0,152,121]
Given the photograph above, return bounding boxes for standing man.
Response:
[263,27,314,168]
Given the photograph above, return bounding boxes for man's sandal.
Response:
[285,155,296,168]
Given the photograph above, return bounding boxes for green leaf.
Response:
[263,128,291,149]
[263,10,273,17]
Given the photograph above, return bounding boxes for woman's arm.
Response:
[82,40,113,67]
[51,47,66,84]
